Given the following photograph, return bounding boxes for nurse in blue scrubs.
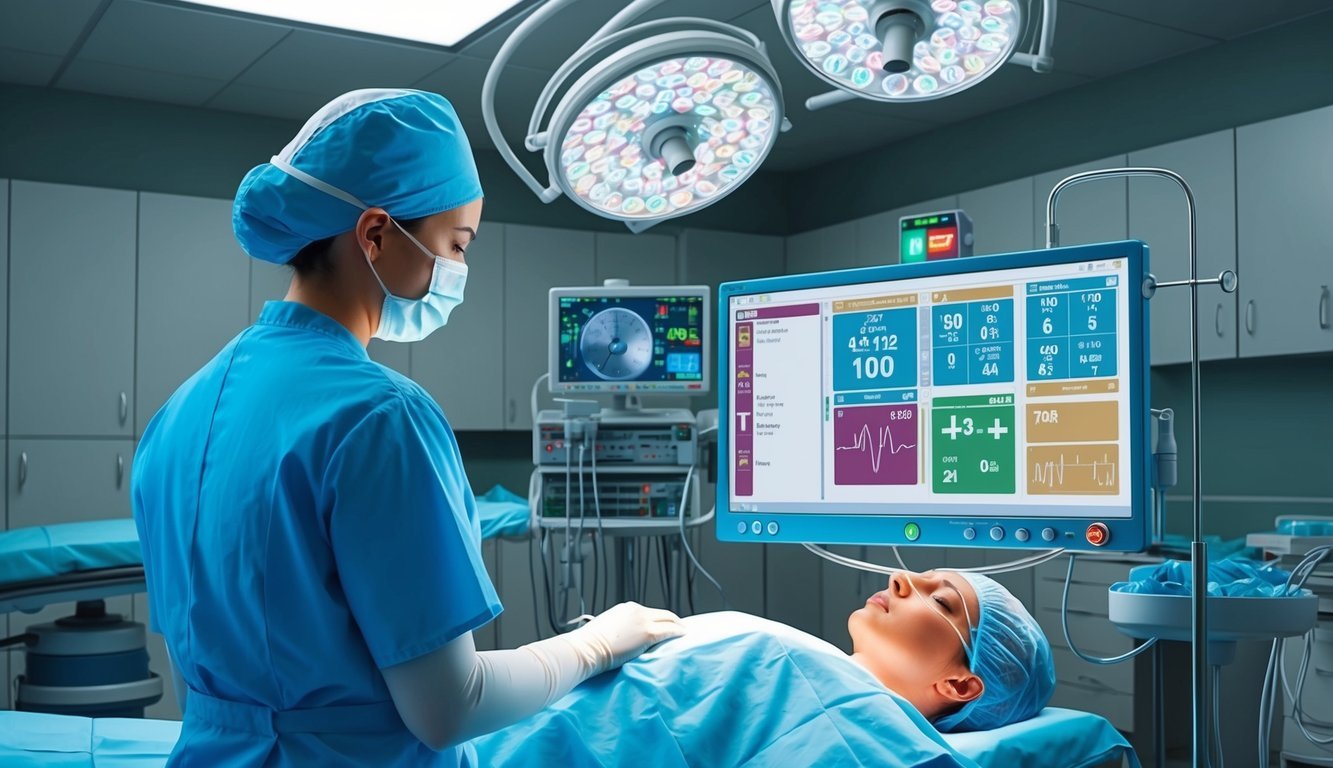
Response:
[132,89,683,767]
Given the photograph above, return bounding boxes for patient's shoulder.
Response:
[658,612,847,660]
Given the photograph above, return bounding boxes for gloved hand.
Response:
[566,602,686,675]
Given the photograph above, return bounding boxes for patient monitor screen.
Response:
[724,245,1147,550]
[551,289,709,394]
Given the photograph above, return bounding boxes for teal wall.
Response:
[0,82,787,235]
[785,7,1333,232]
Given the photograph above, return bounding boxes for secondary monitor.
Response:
[718,241,1151,553]
[550,285,710,395]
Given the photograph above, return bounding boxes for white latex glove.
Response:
[566,602,686,675]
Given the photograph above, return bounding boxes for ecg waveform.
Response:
[836,424,917,474]
[833,405,918,486]
[1028,447,1119,494]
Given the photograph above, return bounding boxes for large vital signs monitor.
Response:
[717,242,1151,553]
[550,285,710,395]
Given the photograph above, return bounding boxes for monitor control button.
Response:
[1041,527,1057,542]
[989,526,1005,541]
[904,522,921,542]
[751,521,763,535]
[737,521,748,535]
[963,527,977,541]
[767,521,779,536]
[1015,528,1031,543]
[1086,523,1110,547]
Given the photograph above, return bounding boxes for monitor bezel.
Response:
[548,284,712,395]
[715,241,1152,554]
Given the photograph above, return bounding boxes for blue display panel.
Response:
[718,242,1151,553]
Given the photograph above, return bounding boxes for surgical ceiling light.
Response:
[174,0,525,47]
[483,0,790,232]
[772,0,1057,110]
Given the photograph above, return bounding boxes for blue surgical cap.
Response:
[933,572,1055,732]
[233,88,483,264]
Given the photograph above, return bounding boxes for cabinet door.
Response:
[786,221,858,275]
[959,178,1035,256]
[137,194,251,435]
[8,439,134,527]
[1033,156,1128,248]
[1129,131,1238,364]
[855,196,958,267]
[414,225,506,430]
[503,226,595,430]
[595,232,677,285]
[1237,106,1333,356]
[11,182,136,437]
[0,181,7,436]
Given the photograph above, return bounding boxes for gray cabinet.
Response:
[785,221,858,275]
[1129,132,1238,365]
[679,229,785,288]
[1236,106,1333,357]
[959,178,1035,256]
[10,182,136,437]
[854,196,958,267]
[414,224,507,430]
[137,193,251,435]
[595,232,677,285]
[8,438,134,528]
[503,226,595,430]
[1034,156,1128,248]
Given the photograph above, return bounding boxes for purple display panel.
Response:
[736,303,822,321]
[734,321,754,496]
[833,404,919,485]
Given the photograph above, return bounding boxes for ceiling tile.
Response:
[0,0,103,56]
[838,65,1090,124]
[1049,3,1215,79]
[78,0,289,81]
[57,58,225,106]
[0,47,65,86]
[207,82,330,120]
[1067,0,1333,41]
[234,29,452,95]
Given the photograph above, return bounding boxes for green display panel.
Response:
[931,393,1016,494]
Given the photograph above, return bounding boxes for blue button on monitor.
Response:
[737,521,748,535]
[1015,527,1030,543]
[767,521,779,536]
[989,526,1005,541]
[1041,527,1057,542]
[751,521,763,535]
[963,527,976,541]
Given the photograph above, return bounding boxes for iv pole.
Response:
[1046,168,1237,768]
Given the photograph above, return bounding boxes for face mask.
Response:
[364,218,468,343]
[905,572,974,667]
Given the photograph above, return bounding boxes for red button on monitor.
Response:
[1085,523,1110,547]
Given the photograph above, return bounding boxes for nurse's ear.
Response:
[355,208,395,263]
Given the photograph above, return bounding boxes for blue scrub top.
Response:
[133,301,502,766]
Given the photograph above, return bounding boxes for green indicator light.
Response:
[904,522,921,541]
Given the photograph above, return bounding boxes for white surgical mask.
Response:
[365,219,468,343]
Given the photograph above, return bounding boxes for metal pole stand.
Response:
[1047,168,1237,768]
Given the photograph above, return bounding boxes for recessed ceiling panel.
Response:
[1069,0,1333,40]
[78,0,289,81]
[234,30,452,95]
[0,0,103,56]
[207,82,331,120]
[58,58,225,106]
[0,47,65,86]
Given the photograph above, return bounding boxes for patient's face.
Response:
[847,570,982,717]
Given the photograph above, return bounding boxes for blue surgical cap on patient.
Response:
[233,88,483,264]
[933,572,1055,732]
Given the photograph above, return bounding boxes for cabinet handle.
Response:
[1321,286,1331,330]
[119,392,128,425]
[116,454,125,489]
[18,452,27,490]
[1214,303,1223,338]
[509,399,517,424]
[1245,300,1256,336]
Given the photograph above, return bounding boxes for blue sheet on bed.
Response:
[476,485,531,540]
[470,613,976,767]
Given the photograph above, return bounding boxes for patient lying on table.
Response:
[469,570,1055,767]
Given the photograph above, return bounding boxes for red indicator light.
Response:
[1085,523,1109,547]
